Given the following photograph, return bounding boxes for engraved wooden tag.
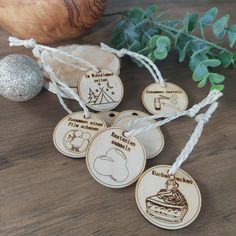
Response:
[78,68,124,112]
[113,116,164,159]
[112,110,147,126]
[53,112,107,158]
[142,82,188,115]
[135,165,202,230]
[86,127,146,188]
[97,111,119,127]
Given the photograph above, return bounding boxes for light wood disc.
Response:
[142,82,188,115]
[135,165,202,230]
[86,127,146,188]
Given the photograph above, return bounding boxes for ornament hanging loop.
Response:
[101,43,166,87]
[9,36,91,118]
[169,101,219,175]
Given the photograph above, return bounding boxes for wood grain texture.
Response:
[0,0,107,43]
[0,0,236,235]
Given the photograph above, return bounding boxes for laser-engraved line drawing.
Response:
[93,148,129,182]
[154,94,180,111]
[145,176,188,223]
[63,129,91,153]
[87,82,116,105]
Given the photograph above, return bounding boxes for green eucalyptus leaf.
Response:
[187,13,199,32]
[111,32,126,49]
[190,40,208,52]
[233,52,236,61]
[193,64,209,81]
[218,51,233,67]
[156,36,171,48]
[179,41,190,62]
[227,24,236,47]
[198,77,208,88]
[148,35,160,48]
[208,73,225,84]
[154,46,168,60]
[128,40,141,51]
[128,7,144,20]
[203,59,221,67]
[124,22,140,41]
[189,54,209,71]
[167,19,181,28]
[210,84,224,91]
[200,7,218,26]
[138,46,151,56]
[147,52,156,62]
[113,19,126,34]
[144,4,157,17]
[213,15,229,38]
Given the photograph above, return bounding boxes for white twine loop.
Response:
[127,90,223,131]
[169,102,219,174]
[9,36,99,72]
[101,43,165,87]
[9,36,91,117]
[9,37,37,48]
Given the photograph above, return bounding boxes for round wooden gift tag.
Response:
[111,110,147,126]
[86,127,146,188]
[78,68,124,112]
[53,112,106,158]
[135,165,202,230]
[97,111,119,127]
[142,82,188,115]
[113,116,164,159]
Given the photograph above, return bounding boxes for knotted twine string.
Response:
[9,36,91,117]
[169,101,219,174]
[100,43,166,87]
[9,37,166,101]
[127,90,223,134]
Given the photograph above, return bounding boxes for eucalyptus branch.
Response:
[110,5,236,91]
[155,21,232,54]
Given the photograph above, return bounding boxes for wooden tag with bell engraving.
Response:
[78,68,124,112]
[142,82,188,115]
[86,127,146,188]
[135,165,202,230]
[113,115,164,159]
[53,112,106,158]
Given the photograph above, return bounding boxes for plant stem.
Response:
[103,11,127,17]
[155,22,232,54]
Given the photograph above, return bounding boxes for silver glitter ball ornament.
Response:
[0,54,43,101]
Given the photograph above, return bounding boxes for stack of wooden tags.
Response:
[8,37,220,231]
[52,65,197,229]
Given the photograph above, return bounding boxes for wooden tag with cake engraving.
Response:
[97,111,119,127]
[113,115,164,159]
[78,68,124,112]
[53,112,107,158]
[86,127,146,188]
[142,82,188,115]
[135,165,201,230]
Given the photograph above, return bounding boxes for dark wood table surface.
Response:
[0,1,236,235]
